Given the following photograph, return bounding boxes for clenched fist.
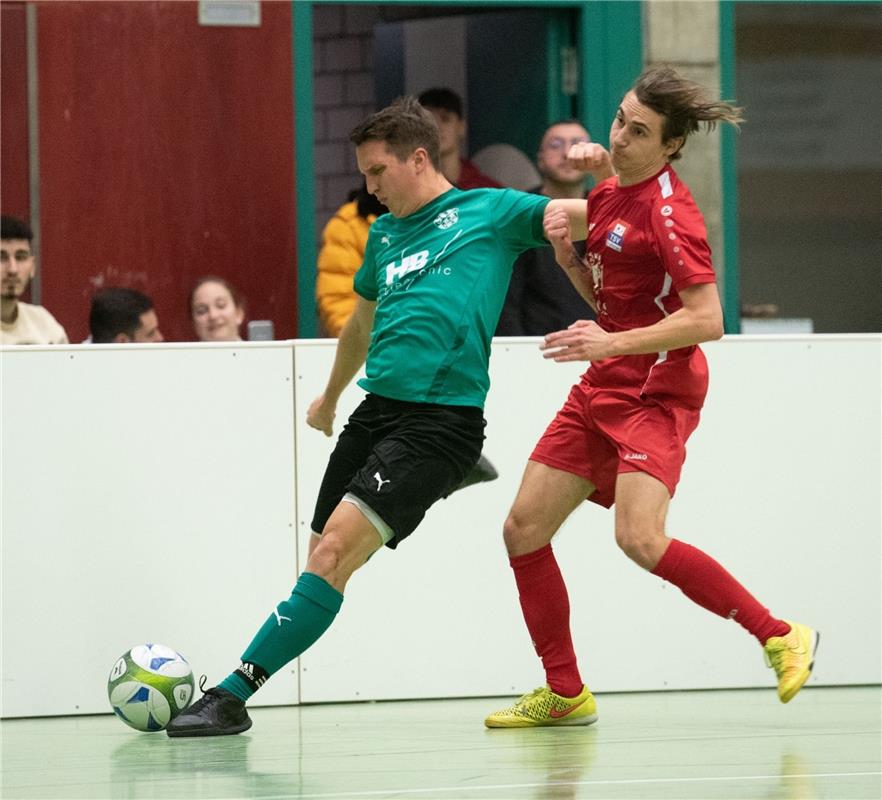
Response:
[566,142,613,178]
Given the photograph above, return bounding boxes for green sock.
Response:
[219,572,343,702]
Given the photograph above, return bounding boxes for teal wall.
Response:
[579,1,643,149]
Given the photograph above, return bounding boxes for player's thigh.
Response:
[504,460,596,556]
[530,381,620,508]
[614,471,671,535]
[348,407,484,548]
[310,414,375,535]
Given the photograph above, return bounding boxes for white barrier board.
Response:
[1,335,879,718]
[295,336,881,702]
[1,344,299,716]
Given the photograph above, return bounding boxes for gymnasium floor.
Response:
[2,686,879,799]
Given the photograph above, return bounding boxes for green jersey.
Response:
[354,187,549,409]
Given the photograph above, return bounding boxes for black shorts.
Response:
[310,393,485,549]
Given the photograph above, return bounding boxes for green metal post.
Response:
[293,1,317,338]
[579,1,643,148]
[719,0,741,333]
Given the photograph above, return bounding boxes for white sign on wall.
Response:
[738,57,882,170]
[198,1,260,28]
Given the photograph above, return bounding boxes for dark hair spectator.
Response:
[1,215,33,242]
[1,215,68,345]
[416,87,501,189]
[89,287,163,343]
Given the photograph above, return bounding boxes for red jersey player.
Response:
[485,66,818,729]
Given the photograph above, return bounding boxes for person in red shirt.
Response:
[485,66,818,729]
[417,87,501,190]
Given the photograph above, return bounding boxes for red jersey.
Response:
[582,165,717,409]
[457,158,501,190]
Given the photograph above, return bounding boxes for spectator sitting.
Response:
[1,215,68,345]
[417,87,501,189]
[496,120,614,336]
[190,276,245,342]
[89,288,164,343]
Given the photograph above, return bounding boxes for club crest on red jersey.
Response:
[606,219,629,252]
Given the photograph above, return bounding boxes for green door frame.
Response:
[293,0,643,338]
[719,0,740,333]
[292,0,317,338]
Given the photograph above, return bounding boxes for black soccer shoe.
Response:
[450,454,499,495]
[166,687,252,737]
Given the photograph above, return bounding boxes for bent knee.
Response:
[503,509,552,557]
[615,523,666,569]
[305,534,346,580]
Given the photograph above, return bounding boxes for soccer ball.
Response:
[107,644,195,732]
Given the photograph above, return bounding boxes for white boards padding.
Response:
[1,335,880,717]
[296,335,882,702]
[1,344,299,717]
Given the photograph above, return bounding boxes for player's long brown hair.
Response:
[633,65,744,160]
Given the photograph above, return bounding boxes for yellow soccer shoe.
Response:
[764,620,819,703]
[485,685,598,728]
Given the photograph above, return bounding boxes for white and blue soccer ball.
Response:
[107,644,194,732]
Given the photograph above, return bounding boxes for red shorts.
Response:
[530,382,701,508]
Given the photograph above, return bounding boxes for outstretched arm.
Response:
[541,282,724,363]
[307,296,376,436]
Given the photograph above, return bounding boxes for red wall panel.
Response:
[1,2,31,221]
[36,1,296,342]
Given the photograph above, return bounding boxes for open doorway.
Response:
[300,1,642,337]
[311,5,576,236]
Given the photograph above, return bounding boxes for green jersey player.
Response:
[167,97,602,737]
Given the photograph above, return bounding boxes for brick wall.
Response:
[312,4,381,239]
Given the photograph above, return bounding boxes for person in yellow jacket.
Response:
[316,186,386,337]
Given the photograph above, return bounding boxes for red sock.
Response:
[510,544,583,697]
[652,538,790,644]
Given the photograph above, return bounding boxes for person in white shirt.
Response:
[1,215,68,345]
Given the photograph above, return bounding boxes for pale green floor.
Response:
[2,687,880,800]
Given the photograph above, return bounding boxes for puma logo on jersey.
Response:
[385,250,429,285]
[374,472,391,491]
